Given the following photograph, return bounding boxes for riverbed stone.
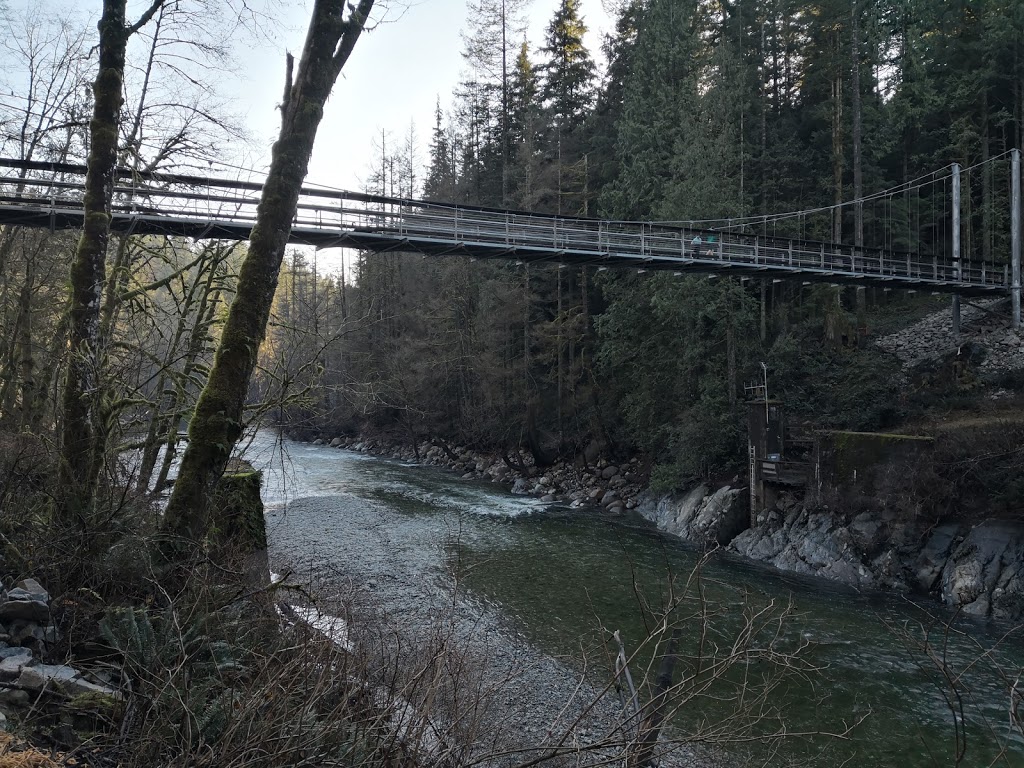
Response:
[15,580,48,604]
[0,688,29,707]
[17,665,118,698]
[511,478,531,495]
[601,466,619,480]
[0,652,33,681]
[0,599,48,623]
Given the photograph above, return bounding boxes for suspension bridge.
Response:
[0,156,1020,327]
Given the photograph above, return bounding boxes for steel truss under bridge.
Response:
[0,157,1021,305]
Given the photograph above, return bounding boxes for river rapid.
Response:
[244,431,1023,767]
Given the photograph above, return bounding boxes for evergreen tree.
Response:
[538,0,596,134]
[424,99,458,201]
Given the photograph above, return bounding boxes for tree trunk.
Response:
[852,0,866,335]
[630,628,680,768]
[831,67,843,244]
[162,0,376,549]
[58,0,154,522]
[727,314,737,406]
[981,92,992,266]
[16,258,36,429]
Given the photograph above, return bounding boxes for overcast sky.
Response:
[229,0,614,191]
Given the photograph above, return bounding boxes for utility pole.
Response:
[952,162,961,336]
[1012,148,1021,330]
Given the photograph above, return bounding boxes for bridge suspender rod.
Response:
[1012,148,1021,330]
[952,163,961,336]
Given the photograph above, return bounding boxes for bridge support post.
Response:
[1012,148,1021,330]
[952,162,961,336]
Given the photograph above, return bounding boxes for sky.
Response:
[5,0,613,188]
[229,0,615,191]
[3,0,614,272]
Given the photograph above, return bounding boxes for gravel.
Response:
[267,495,709,767]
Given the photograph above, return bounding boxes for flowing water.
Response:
[246,432,1023,767]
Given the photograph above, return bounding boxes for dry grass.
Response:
[0,733,60,768]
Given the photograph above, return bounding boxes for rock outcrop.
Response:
[730,494,1024,621]
[637,485,748,547]
[940,521,1024,620]
[639,482,1024,622]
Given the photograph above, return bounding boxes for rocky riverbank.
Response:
[640,486,1024,623]
[302,432,1024,624]
[312,434,649,514]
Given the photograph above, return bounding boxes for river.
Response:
[244,431,1023,767]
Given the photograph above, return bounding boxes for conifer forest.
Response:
[1,0,1024,766]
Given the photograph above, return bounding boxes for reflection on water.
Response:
[247,431,1023,767]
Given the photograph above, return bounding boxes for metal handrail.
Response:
[0,164,1013,292]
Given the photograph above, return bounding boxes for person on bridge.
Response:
[691,235,702,253]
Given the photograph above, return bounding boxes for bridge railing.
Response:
[374,202,1006,288]
[0,162,1010,290]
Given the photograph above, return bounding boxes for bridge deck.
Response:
[0,158,1012,297]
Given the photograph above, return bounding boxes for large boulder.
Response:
[637,484,709,538]
[941,520,1024,620]
[914,523,962,592]
[17,664,119,698]
[690,486,748,546]
[731,507,876,589]
[638,485,748,547]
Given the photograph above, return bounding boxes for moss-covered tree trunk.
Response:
[58,0,164,522]
[211,459,270,596]
[162,0,376,547]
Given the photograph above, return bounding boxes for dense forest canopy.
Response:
[259,0,1024,484]
[1,0,1022,493]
